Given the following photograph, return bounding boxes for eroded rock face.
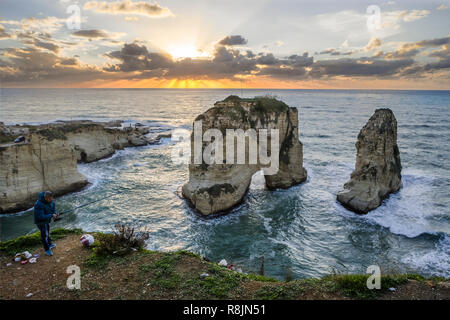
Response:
[337,108,402,214]
[182,96,307,215]
[0,134,88,213]
[0,120,157,213]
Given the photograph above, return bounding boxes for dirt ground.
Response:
[1,234,449,300]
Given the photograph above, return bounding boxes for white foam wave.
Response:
[361,170,446,238]
[401,235,450,278]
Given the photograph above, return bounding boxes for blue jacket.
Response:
[34,192,56,225]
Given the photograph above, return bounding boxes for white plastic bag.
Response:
[218,259,227,266]
[80,234,94,246]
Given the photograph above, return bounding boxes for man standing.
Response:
[34,191,57,256]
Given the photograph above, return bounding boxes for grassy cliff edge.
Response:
[1,229,448,300]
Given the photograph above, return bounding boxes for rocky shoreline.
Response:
[0,120,170,213]
[1,96,403,216]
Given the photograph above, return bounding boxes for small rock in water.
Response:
[218,259,227,266]
[389,287,396,292]
[6,263,12,267]
[200,273,209,279]
[26,293,33,298]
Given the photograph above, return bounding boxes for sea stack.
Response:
[182,95,307,216]
[337,108,402,214]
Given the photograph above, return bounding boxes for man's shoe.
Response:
[45,249,53,256]
[49,243,56,249]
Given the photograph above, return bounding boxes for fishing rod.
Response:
[53,192,119,222]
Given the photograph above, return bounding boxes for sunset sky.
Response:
[0,0,449,89]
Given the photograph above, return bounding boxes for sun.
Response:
[167,44,207,59]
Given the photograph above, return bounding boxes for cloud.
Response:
[15,31,66,53]
[30,39,60,53]
[389,10,430,22]
[84,0,173,18]
[0,47,103,84]
[364,37,382,51]
[218,35,248,46]
[310,57,414,78]
[72,29,110,38]
[417,36,450,47]
[1,33,449,85]
[319,48,355,56]
[383,36,450,60]
[104,42,173,72]
[0,24,11,40]
[437,4,448,10]
[0,17,64,33]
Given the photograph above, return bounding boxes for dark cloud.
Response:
[319,48,354,56]
[0,47,102,83]
[256,53,278,65]
[382,36,450,60]
[218,35,247,46]
[310,58,414,78]
[104,43,258,78]
[417,36,450,47]
[72,29,109,39]
[15,31,61,52]
[104,42,173,72]
[31,39,60,52]
[1,34,449,85]
[105,44,316,80]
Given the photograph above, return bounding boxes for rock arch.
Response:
[182,96,307,215]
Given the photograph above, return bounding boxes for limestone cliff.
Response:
[182,96,307,215]
[0,120,158,213]
[337,108,402,214]
[53,121,149,162]
[0,134,88,213]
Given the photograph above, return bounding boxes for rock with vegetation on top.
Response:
[182,95,307,215]
[337,108,402,214]
[0,120,154,213]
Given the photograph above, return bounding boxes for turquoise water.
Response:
[1,88,449,279]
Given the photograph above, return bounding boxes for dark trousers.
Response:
[37,223,52,251]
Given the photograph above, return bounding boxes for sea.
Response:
[1,88,449,280]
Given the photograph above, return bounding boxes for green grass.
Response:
[149,252,183,289]
[324,273,437,299]
[4,228,446,300]
[85,252,113,269]
[252,95,289,113]
[180,263,242,299]
[0,228,82,255]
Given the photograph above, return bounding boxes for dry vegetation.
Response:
[1,228,449,300]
